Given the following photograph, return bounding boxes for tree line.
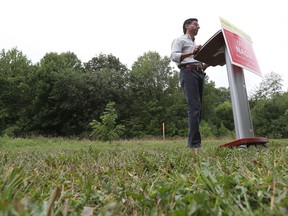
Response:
[1,48,287,139]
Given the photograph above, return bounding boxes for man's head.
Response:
[183,18,199,34]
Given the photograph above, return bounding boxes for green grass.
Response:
[0,137,288,215]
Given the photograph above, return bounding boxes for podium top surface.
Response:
[194,30,225,66]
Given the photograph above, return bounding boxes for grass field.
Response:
[0,137,288,215]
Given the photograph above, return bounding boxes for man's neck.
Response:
[186,33,195,41]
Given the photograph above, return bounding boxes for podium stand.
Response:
[194,30,268,148]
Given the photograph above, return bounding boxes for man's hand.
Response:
[180,45,203,61]
[192,45,202,55]
[203,63,210,71]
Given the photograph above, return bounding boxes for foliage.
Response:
[124,51,184,138]
[22,52,84,135]
[214,101,234,131]
[0,47,287,139]
[1,137,288,215]
[252,92,288,138]
[0,48,34,135]
[202,80,232,136]
[250,71,283,102]
[84,53,127,75]
[200,120,214,138]
[90,102,124,142]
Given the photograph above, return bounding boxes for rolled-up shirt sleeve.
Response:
[170,38,182,63]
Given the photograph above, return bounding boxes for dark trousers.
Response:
[180,68,205,148]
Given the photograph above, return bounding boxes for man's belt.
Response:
[180,64,203,72]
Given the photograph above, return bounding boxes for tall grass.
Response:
[0,137,288,215]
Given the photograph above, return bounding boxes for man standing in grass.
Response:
[170,18,209,149]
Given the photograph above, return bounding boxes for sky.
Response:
[1,0,288,95]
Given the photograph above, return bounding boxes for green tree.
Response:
[0,48,34,136]
[250,72,287,138]
[22,52,84,135]
[163,75,188,137]
[84,53,127,74]
[252,92,288,138]
[89,102,124,142]
[125,51,177,137]
[250,71,283,102]
[214,101,234,131]
[201,78,232,137]
[83,53,129,135]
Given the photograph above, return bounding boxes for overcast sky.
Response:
[2,0,288,94]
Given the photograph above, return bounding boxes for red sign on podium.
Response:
[220,17,262,77]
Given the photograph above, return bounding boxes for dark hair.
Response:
[183,18,198,34]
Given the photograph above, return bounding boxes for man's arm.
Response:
[180,45,202,61]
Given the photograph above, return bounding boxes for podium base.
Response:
[219,137,268,148]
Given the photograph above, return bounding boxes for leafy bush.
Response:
[89,102,124,142]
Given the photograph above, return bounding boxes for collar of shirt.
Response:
[185,34,195,41]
